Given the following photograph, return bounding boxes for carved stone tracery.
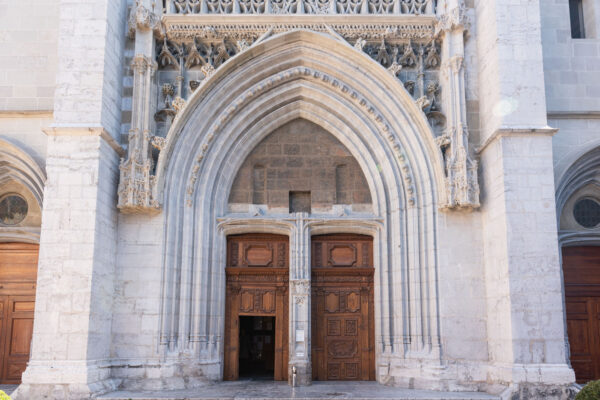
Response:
[167,0,434,14]
[118,4,480,212]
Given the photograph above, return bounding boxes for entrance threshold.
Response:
[100,381,499,400]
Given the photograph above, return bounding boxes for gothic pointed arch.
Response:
[149,30,448,384]
[0,139,46,243]
[556,146,600,246]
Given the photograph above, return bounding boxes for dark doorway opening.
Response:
[238,316,275,380]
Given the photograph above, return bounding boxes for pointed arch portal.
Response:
[155,30,445,384]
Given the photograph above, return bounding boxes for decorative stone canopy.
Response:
[119,0,479,212]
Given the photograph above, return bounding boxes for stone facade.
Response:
[228,119,372,212]
[1,0,600,399]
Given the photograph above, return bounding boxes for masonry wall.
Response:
[229,119,372,213]
[0,0,58,111]
[110,213,165,389]
[541,0,600,112]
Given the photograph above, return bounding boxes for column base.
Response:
[13,361,118,400]
[497,383,578,400]
[288,360,311,386]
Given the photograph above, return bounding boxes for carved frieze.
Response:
[165,0,435,14]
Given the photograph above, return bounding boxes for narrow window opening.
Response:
[289,191,311,213]
[570,0,586,38]
[335,164,350,204]
[252,165,266,204]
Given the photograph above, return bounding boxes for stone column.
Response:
[436,0,479,209]
[14,0,128,399]
[475,0,575,395]
[118,0,161,213]
[288,213,311,385]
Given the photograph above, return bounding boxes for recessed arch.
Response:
[0,139,46,244]
[156,29,443,385]
[556,146,600,247]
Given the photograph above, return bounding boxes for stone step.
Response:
[99,381,500,400]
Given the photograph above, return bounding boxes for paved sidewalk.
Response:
[100,381,499,400]
[0,385,17,396]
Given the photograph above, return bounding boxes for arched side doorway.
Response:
[562,246,600,383]
[0,139,45,384]
[556,146,600,383]
[311,234,375,381]
[224,234,289,381]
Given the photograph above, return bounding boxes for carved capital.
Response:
[128,1,161,38]
[131,54,157,74]
[442,55,464,74]
[290,279,311,296]
[435,4,469,36]
[151,136,167,150]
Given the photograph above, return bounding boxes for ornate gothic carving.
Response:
[164,21,436,42]
[119,4,479,212]
[128,1,161,38]
[435,3,480,209]
[117,55,160,213]
[165,0,435,14]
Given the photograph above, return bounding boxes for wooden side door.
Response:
[0,243,39,384]
[1,296,35,383]
[311,234,375,381]
[224,234,289,381]
[563,246,600,383]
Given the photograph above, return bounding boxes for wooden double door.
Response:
[311,234,375,381]
[223,233,375,382]
[224,234,289,381]
[563,246,600,383]
[0,243,39,384]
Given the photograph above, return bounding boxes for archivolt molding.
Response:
[118,2,480,213]
[181,65,418,207]
[150,32,443,368]
[0,139,46,208]
[556,146,600,227]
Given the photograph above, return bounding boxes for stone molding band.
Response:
[43,125,126,157]
[476,126,558,155]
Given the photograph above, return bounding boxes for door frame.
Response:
[223,234,289,381]
[310,233,376,381]
[562,245,600,383]
[0,242,39,384]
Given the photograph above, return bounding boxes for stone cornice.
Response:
[163,14,437,40]
[0,110,53,118]
[476,126,558,155]
[547,111,600,120]
[43,125,126,157]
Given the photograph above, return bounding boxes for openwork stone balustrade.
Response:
[164,0,435,15]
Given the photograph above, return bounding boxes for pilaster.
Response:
[288,213,312,385]
[436,0,479,209]
[118,0,162,213]
[15,132,122,400]
[14,0,128,398]
[475,0,575,392]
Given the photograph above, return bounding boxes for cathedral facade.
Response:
[0,0,599,399]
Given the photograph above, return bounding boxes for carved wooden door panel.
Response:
[224,234,289,381]
[0,243,39,384]
[311,234,375,381]
[563,246,600,383]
